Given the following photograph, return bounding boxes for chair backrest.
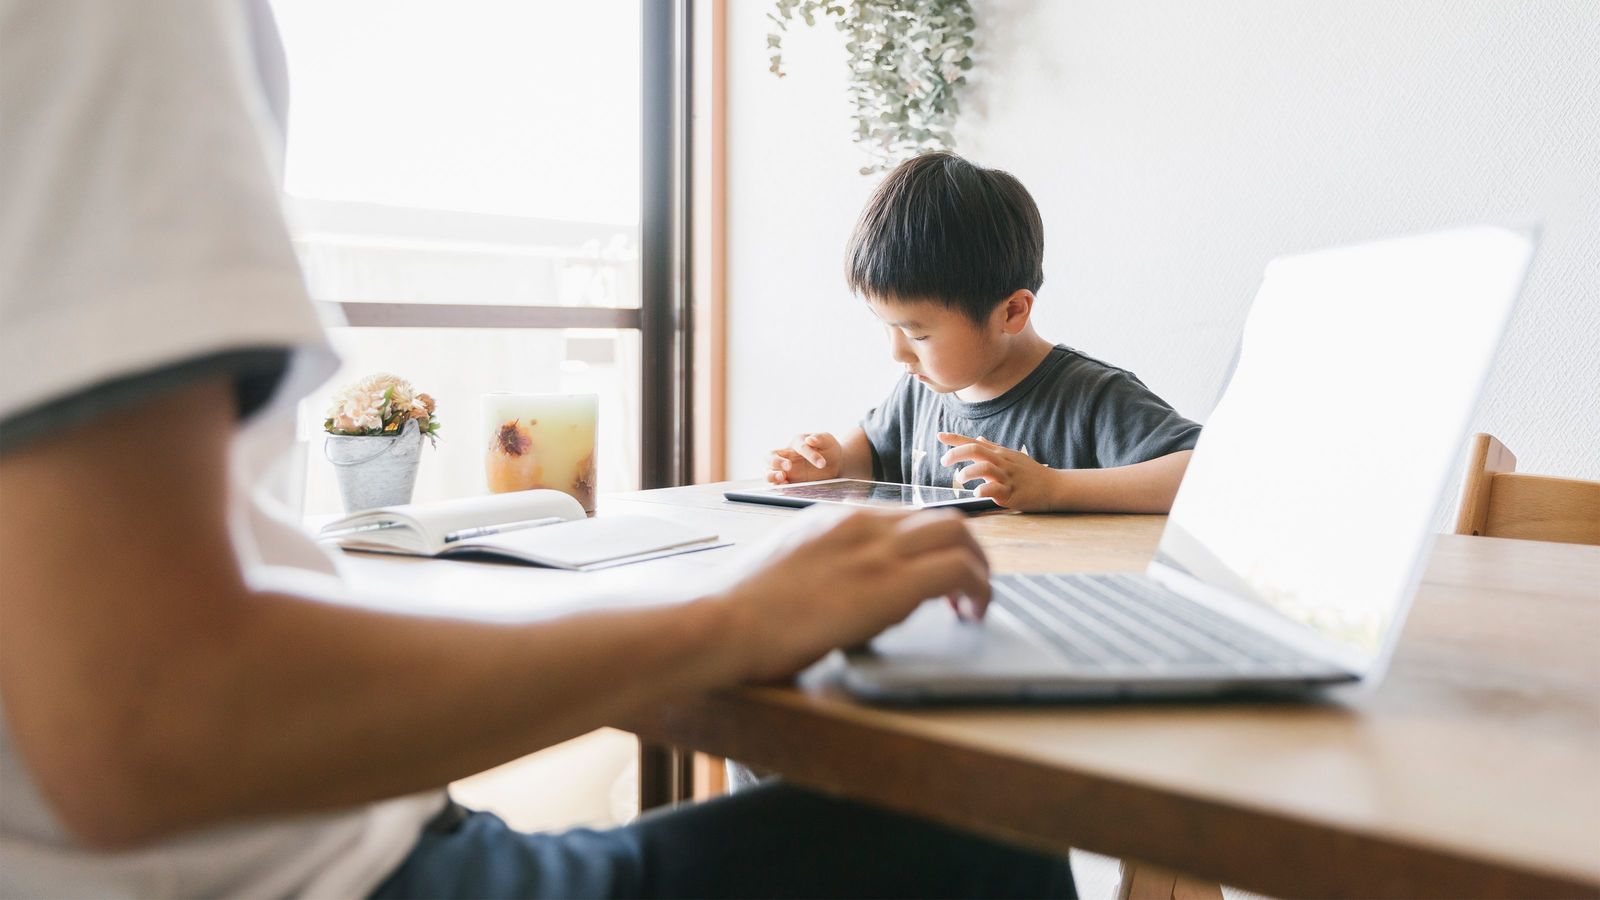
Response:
[1453,433,1600,546]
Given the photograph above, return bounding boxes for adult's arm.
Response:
[0,379,988,848]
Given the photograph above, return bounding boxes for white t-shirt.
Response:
[0,1,440,895]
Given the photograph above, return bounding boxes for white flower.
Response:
[331,412,372,433]
[326,384,385,433]
[326,373,435,438]
[336,389,383,430]
[358,373,413,400]
[355,372,400,393]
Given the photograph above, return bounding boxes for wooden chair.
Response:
[1453,434,1600,545]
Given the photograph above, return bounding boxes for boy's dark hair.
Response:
[845,151,1044,323]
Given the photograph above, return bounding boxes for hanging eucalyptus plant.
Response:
[768,0,976,175]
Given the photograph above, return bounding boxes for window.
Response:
[270,0,675,513]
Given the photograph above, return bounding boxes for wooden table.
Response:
[609,483,1600,899]
[335,482,1600,898]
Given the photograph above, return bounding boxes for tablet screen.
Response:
[729,479,996,510]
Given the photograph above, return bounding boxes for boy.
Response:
[768,152,1200,513]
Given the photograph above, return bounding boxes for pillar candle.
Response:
[482,392,599,512]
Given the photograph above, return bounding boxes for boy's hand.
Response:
[938,432,1059,512]
[767,432,843,484]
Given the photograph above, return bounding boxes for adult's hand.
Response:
[712,506,990,682]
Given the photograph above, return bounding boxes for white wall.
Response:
[725,0,1600,486]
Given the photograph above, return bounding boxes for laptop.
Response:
[842,225,1539,702]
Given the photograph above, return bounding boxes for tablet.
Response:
[724,478,1000,512]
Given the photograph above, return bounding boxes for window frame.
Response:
[307,0,694,492]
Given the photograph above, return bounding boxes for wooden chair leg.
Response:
[1118,860,1225,900]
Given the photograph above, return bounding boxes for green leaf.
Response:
[769,0,973,174]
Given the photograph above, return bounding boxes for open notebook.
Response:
[316,490,726,570]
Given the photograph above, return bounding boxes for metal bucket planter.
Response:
[326,419,424,512]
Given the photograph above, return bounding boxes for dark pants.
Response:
[371,781,1077,899]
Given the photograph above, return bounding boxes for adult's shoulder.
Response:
[0,0,334,449]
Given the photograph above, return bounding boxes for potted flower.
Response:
[323,373,440,512]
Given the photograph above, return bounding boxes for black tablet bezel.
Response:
[724,478,1000,513]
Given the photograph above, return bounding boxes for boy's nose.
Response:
[887,332,915,364]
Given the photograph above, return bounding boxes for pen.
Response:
[443,516,565,543]
[318,521,405,540]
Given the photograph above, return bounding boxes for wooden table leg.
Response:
[638,739,695,811]
[1119,860,1225,900]
[691,753,728,800]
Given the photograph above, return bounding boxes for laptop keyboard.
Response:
[992,572,1307,671]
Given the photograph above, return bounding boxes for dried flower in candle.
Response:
[571,450,597,511]
[486,418,543,492]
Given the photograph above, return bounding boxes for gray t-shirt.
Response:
[861,345,1202,488]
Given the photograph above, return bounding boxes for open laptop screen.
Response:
[1155,226,1536,670]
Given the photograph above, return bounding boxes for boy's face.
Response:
[868,297,999,394]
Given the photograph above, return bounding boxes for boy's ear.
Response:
[995,289,1035,334]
